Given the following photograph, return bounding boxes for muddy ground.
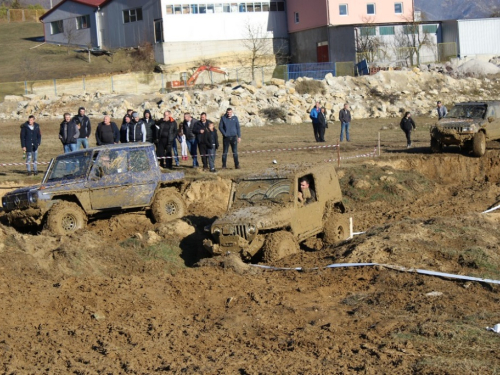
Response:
[1,117,500,373]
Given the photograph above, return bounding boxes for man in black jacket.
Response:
[142,109,156,143]
[193,112,209,170]
[59,113,80,153]
[339,103,351,142]
[20,115,42,176]
[156,111,178,169]
[182,112,199,167]
[95,115,120,145]
[73,107,91,149]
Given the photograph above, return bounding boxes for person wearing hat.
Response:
[73,107,91,149]
[127,112,146,143]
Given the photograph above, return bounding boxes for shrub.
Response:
[260,106,286,121]
[295,79,326,95]
[130,42,156,72]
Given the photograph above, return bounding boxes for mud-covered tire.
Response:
[472,132,486,157]
[45,201,87,235]
[430,137,442,153]
[323,214,350,245]
[151,188,187,223]
[262,231,299,263]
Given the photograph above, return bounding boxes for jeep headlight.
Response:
[28,192,38,204]
[247,224,256,235]
[462,125,475,132]
[212,226,222,236]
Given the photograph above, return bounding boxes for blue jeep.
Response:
[2,143,186,235]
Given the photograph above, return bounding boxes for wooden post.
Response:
[337,139,340,167]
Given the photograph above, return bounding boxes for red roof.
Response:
[40,0,112,20]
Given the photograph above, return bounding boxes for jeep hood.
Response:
[437,118,476,127]
[214,205,293,229]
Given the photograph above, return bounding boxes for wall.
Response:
[288,26,328,63]
[458,18,500,57]
[42,1,96,47]
[286,0,328,33]
[328,25,355,63]
[328,0,413,26]
[98,0,160,49]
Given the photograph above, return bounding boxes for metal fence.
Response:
[0,9,47,23]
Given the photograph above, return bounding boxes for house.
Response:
[40,0,289,66]
[285,0,435,64]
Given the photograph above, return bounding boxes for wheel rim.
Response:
[61,213,78,232]
[165,201,179,216]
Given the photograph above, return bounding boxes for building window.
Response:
[262,2,270,11]
[403,25,418,34]
[190,4,199,13]
[367,3,375,15]
[379,26,395,35]
[123,8,143,23]
[154,19,163,43]
[50,20,63,34]
[247,3,254,12]
[270,1,284,11]
[166,2,284,15]
[360,26,376,36]
[339,4,347,15]
[206,4,215,12]
[294,12,299,23]
[422,24,438,33]
[254,2,262,11]
[223,3,231,12]
[394,3,403,14]
[76,15,90,29]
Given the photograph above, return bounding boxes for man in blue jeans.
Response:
[59,113,80,153]
[339,103,351,142]
[73,107,91,149]
[219,108,241,169]
[181,112,199,167]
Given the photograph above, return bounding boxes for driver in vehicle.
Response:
[298,177,316,205]
[94,151,125,177]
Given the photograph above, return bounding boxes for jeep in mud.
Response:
[203,163,349,262]
[430,101,500,156]
[2,143,187,235]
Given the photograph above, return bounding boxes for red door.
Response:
[317,45,329,62]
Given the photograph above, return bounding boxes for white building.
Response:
[40,0,289,65]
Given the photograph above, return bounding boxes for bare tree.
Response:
[19,55,40,93]
[239,22,287,83]
[392,16,435,66]
[63,19,77,55]
[355,22,386,63]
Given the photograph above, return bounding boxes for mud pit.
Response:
[2,136,500,372]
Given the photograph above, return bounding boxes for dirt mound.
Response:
[184,177,232,217]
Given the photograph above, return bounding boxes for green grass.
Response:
[0,22,139,97]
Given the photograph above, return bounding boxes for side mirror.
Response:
[488,116,494,123]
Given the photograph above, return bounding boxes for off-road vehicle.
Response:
[430,101,500,156]
[203,163,349,262]
[2,143,186,235]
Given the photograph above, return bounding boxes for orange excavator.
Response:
[168,65,228,88]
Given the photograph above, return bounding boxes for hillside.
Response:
[416,0,500,21]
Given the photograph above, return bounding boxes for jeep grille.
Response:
[235,225,248,240]
[2,193,30,212]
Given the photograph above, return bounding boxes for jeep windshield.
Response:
[447,104,486,119]
[233,178,292,207]
[46,152,92,182]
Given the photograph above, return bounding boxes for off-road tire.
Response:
[430,137,442,153]
[151,188,187,223]
[472,132,486,157]
[262,231,299,263]
[323,214,350,245]
[45,201,87,235]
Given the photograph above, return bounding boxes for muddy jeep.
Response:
[430,101,500,156]
[203,163,349,262]
[2,143,186,235]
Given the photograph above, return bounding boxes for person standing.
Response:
[219,107,241,169]
[142,109,156,143]
[317,107,328,142]
[59,113,79,153]
[122,109,134,124]
[120,115,131,143]
[203,121,219,172]
[178,128,188,161]
[400,111,416,148]
[73,107,91,149]
[437,101,448,120]
[181,112,199,168]
[127,112,146,142]
[339,103,351,142]
[193,112,209,170]
[95,115,120,145]
[156,111,178,169]
[20,115,41,176]
[309,101,321,142]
